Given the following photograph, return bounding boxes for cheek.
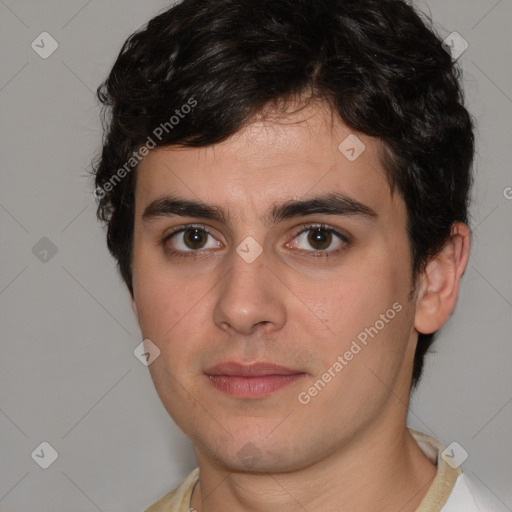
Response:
[133,263,212,373]
[323,262,400,329]
[311,258,411,376]
[132,254,185,342]
[136,284,189,343]
[133,241,183,332]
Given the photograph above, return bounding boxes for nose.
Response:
[212,247,287,336]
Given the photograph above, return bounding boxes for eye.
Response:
[161,223,349,259]
[163,225,221,255]
[286,224,349,256]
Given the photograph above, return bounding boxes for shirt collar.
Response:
[409,428,462,512]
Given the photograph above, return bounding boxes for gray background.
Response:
[0,0,511,511]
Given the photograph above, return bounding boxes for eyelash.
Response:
[160,223,350,259]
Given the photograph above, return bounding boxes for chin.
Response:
[198,431,311,474]
[218,451,308,475]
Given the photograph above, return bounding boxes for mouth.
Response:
[204,362,306,398]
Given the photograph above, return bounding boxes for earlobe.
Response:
[414,222,471,334]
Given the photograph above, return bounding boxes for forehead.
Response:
[135,102,401,224]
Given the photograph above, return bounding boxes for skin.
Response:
[130,100,470,512]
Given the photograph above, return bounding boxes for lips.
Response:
[204,362,306,398]
[205,361,301,377]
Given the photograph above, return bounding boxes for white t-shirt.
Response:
[143,428,507,511]
[443,473,508,511]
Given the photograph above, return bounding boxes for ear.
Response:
[414,222,471,334]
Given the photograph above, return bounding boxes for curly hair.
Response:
[93,0,474,390]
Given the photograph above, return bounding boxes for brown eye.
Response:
[287,224,348,256]
[163,225,222,256]
[182,228,208,249]
[307,227,333,250]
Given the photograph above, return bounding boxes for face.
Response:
[131,101,418,473]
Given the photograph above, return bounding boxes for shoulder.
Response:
[442,472,510,512]
[143,468,199,512]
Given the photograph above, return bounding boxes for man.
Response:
[93,0,503,510]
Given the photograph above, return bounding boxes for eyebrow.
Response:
[142,192,378,225]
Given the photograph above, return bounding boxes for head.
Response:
[93,0,473,472]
